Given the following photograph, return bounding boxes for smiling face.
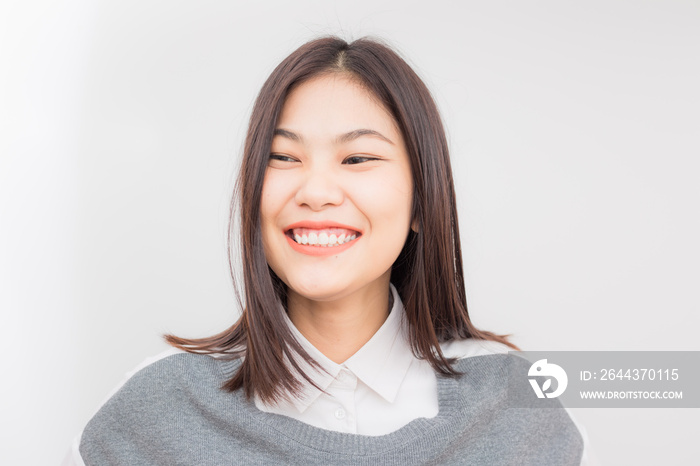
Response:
[260,73,414,305]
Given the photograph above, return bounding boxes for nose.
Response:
[294,165,344,211]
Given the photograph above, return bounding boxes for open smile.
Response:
[286,227,359,247]
[283,221,362,256]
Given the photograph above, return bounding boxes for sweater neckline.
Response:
[218,357,475,456]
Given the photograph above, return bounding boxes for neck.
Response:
[286,276,393,364]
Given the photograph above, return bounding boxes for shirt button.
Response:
[334,408,346,420]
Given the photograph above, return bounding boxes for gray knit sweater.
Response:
[79,352,583,465]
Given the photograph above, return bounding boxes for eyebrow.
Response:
[273,128,395,145]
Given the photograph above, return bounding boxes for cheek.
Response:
[353,172,413,228]
[260,175,284,254]
[260,172,287,225]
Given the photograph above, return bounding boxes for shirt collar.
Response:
[266,283,414,414]
[343,283,413,404]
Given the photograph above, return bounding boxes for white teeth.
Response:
[318,232,329,245]
[290,229,359,247]
[308,232,318,245]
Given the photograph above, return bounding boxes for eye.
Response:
[267,153,300,170]
[269,154,297,162]
[343,155,379,165]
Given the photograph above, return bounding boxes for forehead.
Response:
[275,74,401,142]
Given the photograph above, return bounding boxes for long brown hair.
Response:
[165,35,517,405]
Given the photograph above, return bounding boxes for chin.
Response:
[285,279,355,303]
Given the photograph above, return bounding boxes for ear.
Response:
[411,218,419,233]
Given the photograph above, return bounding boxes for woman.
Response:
[66,35,588,465]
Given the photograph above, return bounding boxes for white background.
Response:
[1,1,698,464]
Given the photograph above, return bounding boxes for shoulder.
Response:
[439,341,553,408]
[90,348,216,405]
[85,349,232,412]
[124,348,228,381]
[439,340,594,465]
[78,349,238,463]
[440,337,513,359]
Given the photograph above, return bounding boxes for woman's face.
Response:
[260,73,413,304]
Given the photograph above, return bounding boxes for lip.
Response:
[284,220,363,234]
[282,220,362,257]
[285,234,360,256]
